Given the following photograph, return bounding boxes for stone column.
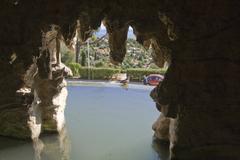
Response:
[33,63,72,133]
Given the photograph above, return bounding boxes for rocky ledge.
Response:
[0,63,72,139]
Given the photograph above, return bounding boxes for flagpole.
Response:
[87,39,90,80]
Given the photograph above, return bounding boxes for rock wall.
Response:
[152,114,171,142]
[0,88,33,138]
[0,5,73,139]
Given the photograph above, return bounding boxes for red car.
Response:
[143,74,164,86]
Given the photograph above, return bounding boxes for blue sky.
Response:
[94,23,135,39]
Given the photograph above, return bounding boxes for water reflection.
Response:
[152,138,170,160]
[0,136,35,159]
[33,138,44,160]
[34,126,70,160]
[0,127,70,160]
[120,83,129,90]
[0,85,169,160]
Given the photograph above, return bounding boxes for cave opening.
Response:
[0,16,171,160]
[1,1,240,160]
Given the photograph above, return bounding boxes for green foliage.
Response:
[148,63,160,69]
[63,34,168,81]
[69,66,166,81]
[91,35,97,41]
[60,33,168,70]
[81,51,86,66]
[67,63,81,76]
[126,68,166,81]
[61,50,75,65]
[95,61,105,67]
[79,67,121,79]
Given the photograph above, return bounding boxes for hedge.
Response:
[67,63,167,81]
[79,67,121,79]
[126,68,166,81]
[68,63,81,76]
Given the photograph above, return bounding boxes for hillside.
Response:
[62,36,162,69]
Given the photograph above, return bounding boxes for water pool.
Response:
[0,82,169,160]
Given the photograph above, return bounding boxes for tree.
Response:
[75,40,80,63]
[61,50,75,65]
[81,50,86,66]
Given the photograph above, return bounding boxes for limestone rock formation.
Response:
[103,17,129,64]
[0,61,72,139]
[0,18,72,139]
[152,114,171,142]
[150,38,171,68]
[33,63,72,133]
[0,87,33,138]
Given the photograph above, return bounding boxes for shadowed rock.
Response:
[103,18,129,64]
[131,19,171,68]
[150,38,171,68]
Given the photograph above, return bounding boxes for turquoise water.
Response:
[0,83,169,160]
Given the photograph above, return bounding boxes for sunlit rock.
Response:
[152,114,171,142]
[33,63,72,133]
[28,89,42,140]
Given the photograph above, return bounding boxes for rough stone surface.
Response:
[152,114,171,142]
[0,61,39,139]
[33,63,72,133]
[0,88,33,139]
[103,17,129,65]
